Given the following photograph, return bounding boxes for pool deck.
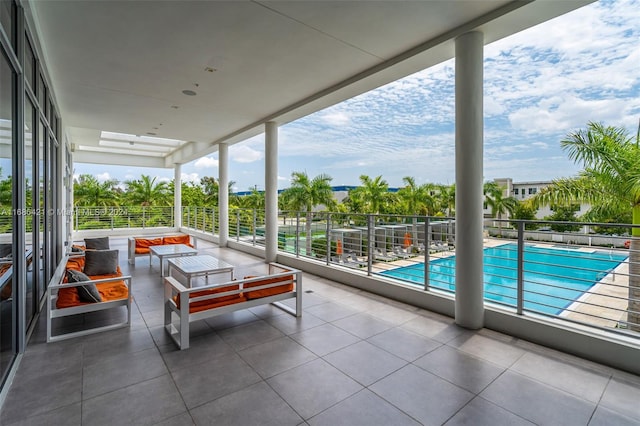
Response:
[560,260,629,328]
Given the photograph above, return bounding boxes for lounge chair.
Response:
[374,248,397,262]
[392,246,412,259]
[343,251,367,268]
[429,242,450,253]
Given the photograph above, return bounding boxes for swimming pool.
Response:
[380,243,628,315]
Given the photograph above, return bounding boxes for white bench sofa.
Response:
[164,262,301,349]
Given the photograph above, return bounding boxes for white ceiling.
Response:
[24,0,591,168]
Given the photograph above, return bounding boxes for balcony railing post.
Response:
[236,210,240,242]
[75,208,78,231]
[295,212,300,257]
[252,209,257,245]
[326,213,331,265]
[367,214,374,276]
[517,221,525,315]
[425,216,430,291]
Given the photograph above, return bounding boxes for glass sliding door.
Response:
[37,120,45,300]
[24,97,35,327]
[0,48,16,386]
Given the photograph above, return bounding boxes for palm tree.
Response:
[125,175,171,206]
[281,171,334,256]
[398,177,436,249]
[73,174,119,206]
[355,174,388,214]
[435,184,456,216]
[398,177,437,216]
[200,176,236,207]
[239,186,265,210]
[484,182,519,236]
[529,121,640,331]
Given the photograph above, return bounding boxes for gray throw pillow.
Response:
[67,269,102,303]
[83,249,119,276]
[84,237,110,250]
[0,244,11,258]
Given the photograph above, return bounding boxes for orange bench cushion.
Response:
[57,266,128,309]
[0,263,12,301]
[163,235,193,247]
[174,283,245,314]
[66,256,86,272]
[134,238,163,254]
[243,275,294,300]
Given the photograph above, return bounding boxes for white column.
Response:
[219,144,229,247]
[265,122,278,263]
[455,31,485,329]
[174,164,182,229]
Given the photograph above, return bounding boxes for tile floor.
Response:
[2,238,640,425]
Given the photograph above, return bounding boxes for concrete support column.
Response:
[265,122,279,263]
[454,31,485,329]
[219,144,229,247]
[174,164,182,229]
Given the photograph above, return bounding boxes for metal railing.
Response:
[182,206,217,234]
[73,206,174,230]
[72,206,639,336]
[234,210,637,337]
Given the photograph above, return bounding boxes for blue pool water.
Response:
[381,243,628,315]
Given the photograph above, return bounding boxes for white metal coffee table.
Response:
[149,244,198,276]
[167,255,234,287]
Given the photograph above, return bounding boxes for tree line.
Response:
[0,121,635,229]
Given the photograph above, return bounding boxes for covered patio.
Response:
[6,1,640,423]
[2,238,639,425]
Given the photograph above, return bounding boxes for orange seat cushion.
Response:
[1,264,12,300]
[56,280,128,309]
[243,275,294,300]
[0,263,10,277]
[173,284,245,313]
[163,235,192,247]
[135,238,163,252]
[57,266,128,309]
[66,257,86,272]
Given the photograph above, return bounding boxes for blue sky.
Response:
[77,0,640,193]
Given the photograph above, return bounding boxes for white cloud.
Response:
[508,96,630,134]
[278,175,288,182]
[231,145,263,163]
[531,142,549,149]
[321,112,351,126]
[181,172,200,183]
[95,172,111,182]
[194,156,218,169]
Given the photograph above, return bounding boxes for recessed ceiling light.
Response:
[182,90,197,96]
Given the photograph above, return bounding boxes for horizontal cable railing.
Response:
[73,206,640,337]
[73,206,175,230]
[182,206,217,235]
